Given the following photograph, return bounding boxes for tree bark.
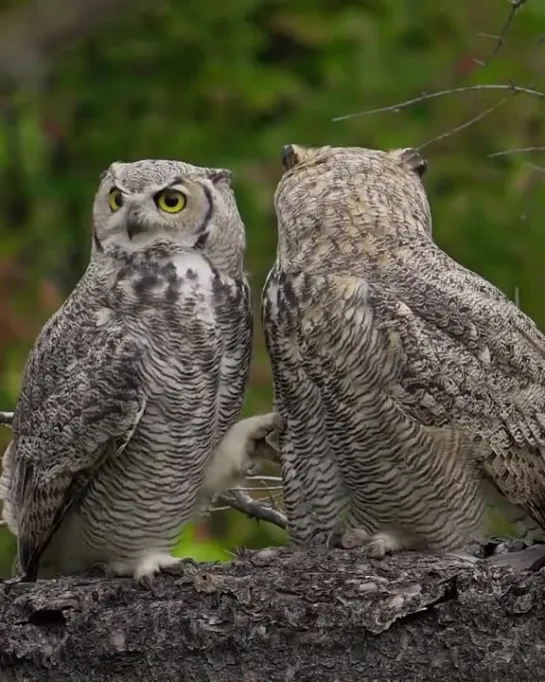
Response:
[0,547,544,682]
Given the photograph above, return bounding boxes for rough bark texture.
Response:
[0,547,544,682]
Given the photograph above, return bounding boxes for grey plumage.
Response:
[0,159,257,581]
[262,143,545,557]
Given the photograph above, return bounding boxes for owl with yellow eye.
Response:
[0,159,277,584]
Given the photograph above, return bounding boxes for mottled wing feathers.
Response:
[262,266,348,545]
[215,276,253,437]
[362,245,545,530]
[0,442,17,535]
[8,315,146,580]
[262,267,484,547]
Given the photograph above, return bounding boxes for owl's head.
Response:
[92,159,246,272]
[274,144,433,264]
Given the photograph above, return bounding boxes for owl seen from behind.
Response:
[262,143,545,558]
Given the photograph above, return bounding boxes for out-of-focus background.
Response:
[0,0,544,577]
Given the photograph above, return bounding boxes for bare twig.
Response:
[527,162,545,173]
[217,489,287,530]
[418,96,512,150]
[489,146,545,158]
[332,84,545,122]
[0,411,14,426]
[477,0,528,69]
[255,475,283,511]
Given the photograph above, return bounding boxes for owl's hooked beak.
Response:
[125,206,147,240]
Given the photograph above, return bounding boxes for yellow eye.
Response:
[108,188,123,212]
[155,189,186,214]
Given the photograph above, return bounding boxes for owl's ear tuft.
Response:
[281,144,302,171]
[208,169,233,186]
[398,147,427,177]
[100,161,123,183]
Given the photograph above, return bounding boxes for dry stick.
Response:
[0,411,13,426]
[332,84,544,122]
[476,0,528,69]
[418,96,512,150]
[264,479,282,511]
[417,1,528,149]
[514,287,521,309]
[489,146,545,157]
[218,488,287,530]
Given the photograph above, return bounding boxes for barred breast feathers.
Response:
[2,158,253,582]
[3,246,246,580]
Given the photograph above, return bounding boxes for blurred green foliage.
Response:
[0,0,544,577]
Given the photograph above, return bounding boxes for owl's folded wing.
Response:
[366,252,545,533]
[5,329,147,581]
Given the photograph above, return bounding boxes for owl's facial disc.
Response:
[93,160,239,256]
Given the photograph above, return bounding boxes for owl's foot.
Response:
[343,530,399,558]
[105,553,194,589]
[135,553,190,590]
[200,412,282,502]
[228,411,282,474]
[1,575,32,595]
[339,529,423,559]
[135,555,199,592]
[337,527,371,550]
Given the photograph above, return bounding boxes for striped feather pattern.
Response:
[263,144,545,555]
[1,160,252,579]
[263,268,484,551]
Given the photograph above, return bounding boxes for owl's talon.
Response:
[337,529,412,558]
[2,576,28,595]
[338,528,371,550]
[364,537,389,559]
[163,557,199,575]
[137,574,154,591]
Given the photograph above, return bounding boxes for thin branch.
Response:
[332,84,545,122]
[217,488,287,530]
[418,96,512,150]
[0,411,14,426]
[258,475,283,511]
[527,162,545,173]
[489,146,545,158]
[477,33,503,41]
[477,0,528,69]
[514,286,521,309]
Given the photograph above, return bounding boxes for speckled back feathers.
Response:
[263,143,545,554]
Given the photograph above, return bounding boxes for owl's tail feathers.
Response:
[0,441,18,535]
[407,423,486,548]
